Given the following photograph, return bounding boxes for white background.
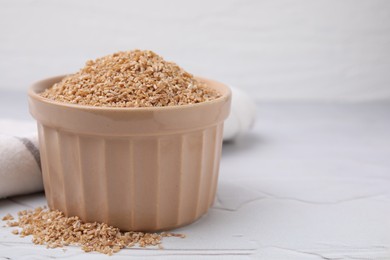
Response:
[1,0,390,102]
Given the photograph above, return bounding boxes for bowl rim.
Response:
[28,75,231,112]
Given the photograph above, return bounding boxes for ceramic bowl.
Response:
[28,75,231,231]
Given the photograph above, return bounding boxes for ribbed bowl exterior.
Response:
[38,123,224,231]
[29,75,231,231]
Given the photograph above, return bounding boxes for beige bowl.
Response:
[28,75,231,231]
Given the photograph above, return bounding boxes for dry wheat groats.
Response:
[41,50,221,107]
[2,208,185,255]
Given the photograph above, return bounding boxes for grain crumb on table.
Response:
[1,213,14,221]
[2,207,185,255]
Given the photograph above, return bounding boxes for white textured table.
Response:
[1,98,390,259]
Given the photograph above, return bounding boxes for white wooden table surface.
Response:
[0,94,389,259]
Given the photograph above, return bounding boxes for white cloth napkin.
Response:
[0,87,256,198]
[0,120,43,198]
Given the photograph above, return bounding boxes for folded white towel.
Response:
[0,86,256,198]
[0,120,43,198]
[224,87,257,140]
